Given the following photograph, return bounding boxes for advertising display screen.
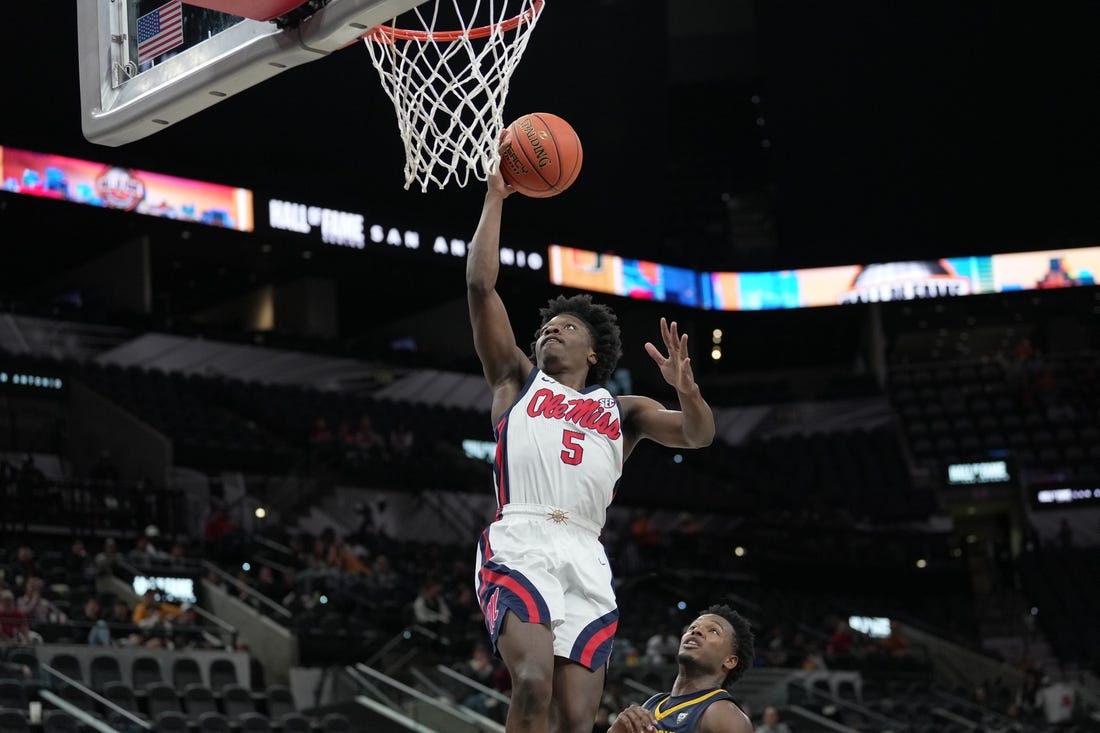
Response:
[549,245,1100,312]
[0,146,253,231]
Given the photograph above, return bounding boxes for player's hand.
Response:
[609,705,659,733]
[488,129,516,198]
[645,317,697,394]
[487,169,515,199]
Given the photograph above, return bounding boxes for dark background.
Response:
[3,0,1100,382]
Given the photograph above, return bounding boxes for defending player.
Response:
[611,605,755,733]
[467,171,716,733]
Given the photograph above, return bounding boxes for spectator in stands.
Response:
[17,576,66,623]
[388,421,415,461]
[827,619,855,662]
[108,597,136,645]
[133,588,182,627]
[167,541,190,570]
[8,545,42,590]
[128,535,152,564]
[348,415,387,466]
[645,622,683,665]
[366,553,399,595]
[94,537,120,576]
[143,524,168,557]
[133,589,184,647]
[204,502,240,562]
[610,605,755,733]
[630,510,662,566]
[65,539,94,585]
[412,576,451,635]
[454,642,505,720]
[72,595,110,646]
[170,603,220,649]
[326,535,371,579]
[0,589,28,640]
[255,565,292,606]
[757,706,792,733]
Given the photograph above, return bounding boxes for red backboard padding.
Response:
[181,1,310,22]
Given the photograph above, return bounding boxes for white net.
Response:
[364,0,545,191]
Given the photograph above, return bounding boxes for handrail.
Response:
[253,555,294,576]
[931,706,979,729]
[344,665,402,711]
[622,677,659,700]
[201,560,293,619]
[354,663,483,726]
[786,704,861,733]
[806,685,910,730]
[435,664,512,706]
[253,534,294,558]
[39,688,127,733]
[932,687,1028,732]
[190,602,239,645]
[354,695,438,733]
[40,663,152,730]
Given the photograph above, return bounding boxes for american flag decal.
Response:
[137,0,184,64]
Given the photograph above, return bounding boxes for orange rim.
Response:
[367,0,543,43]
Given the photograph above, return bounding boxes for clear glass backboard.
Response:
[78,0,425,146]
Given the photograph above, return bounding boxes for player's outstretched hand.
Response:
[487,169,515,199]
[645,317,697,394]
[609,704,658,733]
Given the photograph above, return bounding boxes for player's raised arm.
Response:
[622,318,715,452]
[466,173,529,398]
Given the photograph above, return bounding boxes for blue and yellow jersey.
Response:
[642,688,738,732]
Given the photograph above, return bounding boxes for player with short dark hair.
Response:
[467,172,716,733]
[611,605,756,733]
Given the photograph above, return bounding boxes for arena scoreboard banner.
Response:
[549,245,1100,312]
[1030,483,1100,510]
[0,145,253,231]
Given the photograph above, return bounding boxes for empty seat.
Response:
[183,684,218,717]
[278,713,311,733]
[146,682,182,719]
[237,713,272,733]
[321,712,352,733]
[172,658,203,691]
[7,652,37,679]
[0,709,29,733]
[47,654,83,686]
[265,685,295,719]
[153,711,189,733]
[0,680,27,709]
[102,681,142,717]
[41,710,79,733]
[208,658,238,693]
[196,711,231,733]
[132,656,164,690]
[90,655,123,691]
[222,683,256,720]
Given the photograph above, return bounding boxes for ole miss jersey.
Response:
[492,368,624,526]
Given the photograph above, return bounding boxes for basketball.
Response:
[499,113,583,198]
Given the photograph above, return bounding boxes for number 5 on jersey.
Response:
[561,429,585,465]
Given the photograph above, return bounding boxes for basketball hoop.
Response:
[363,0,545,191]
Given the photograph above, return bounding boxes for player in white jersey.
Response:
[467,171,717,733]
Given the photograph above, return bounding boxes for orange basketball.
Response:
[499,113,583,198]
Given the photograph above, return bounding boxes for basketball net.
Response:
[363,0,545,191]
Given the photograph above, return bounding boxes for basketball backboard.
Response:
[78,0,426,147]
